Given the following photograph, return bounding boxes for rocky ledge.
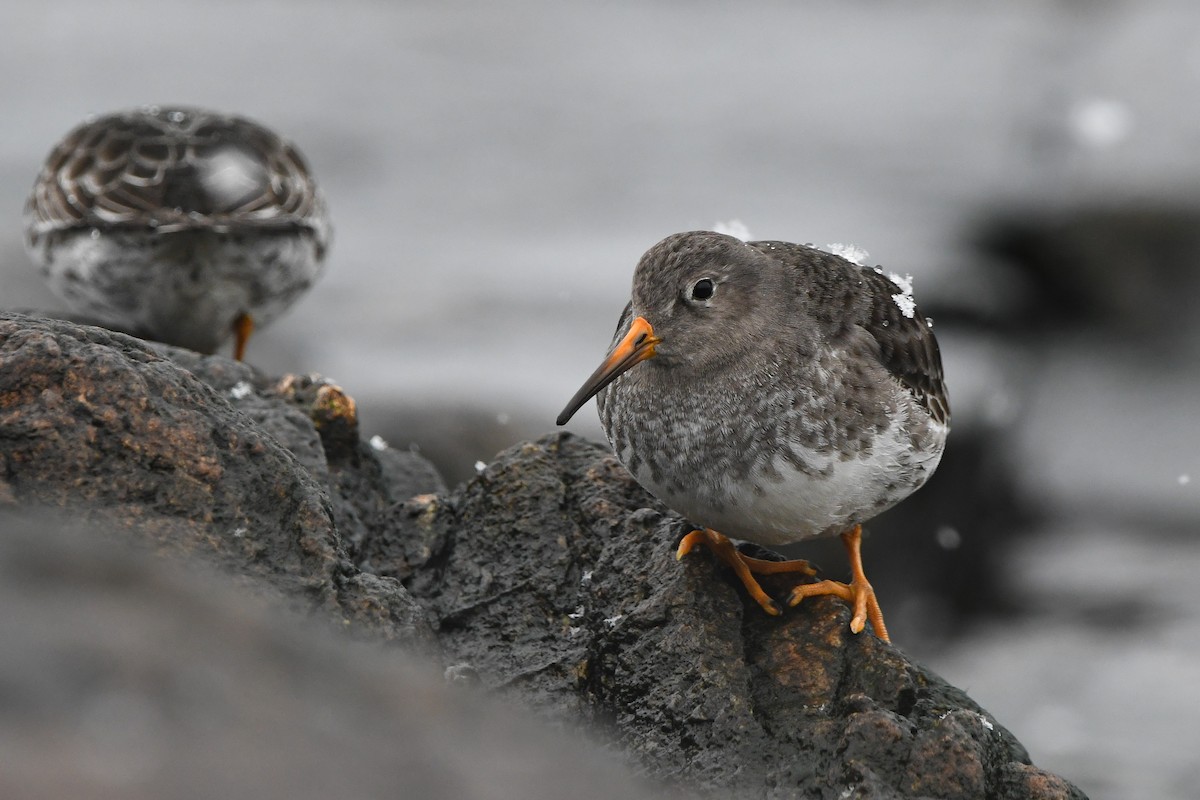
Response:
[0,311,1086,799]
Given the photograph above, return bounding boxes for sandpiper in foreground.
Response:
[557,231,950,641]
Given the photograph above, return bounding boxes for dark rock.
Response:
[0,508,655,800]
[973,201,1200,346]
[368,401,546,487]
[0,311,1086,798]
[150,346,447,553]
[0,311,441,649]
[366,433,1086,799]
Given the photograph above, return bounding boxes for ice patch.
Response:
[713,219,752,241]
[229,381,253,400]
[474,460,487,473]
[825,242,869,265]
[369,434,388,451]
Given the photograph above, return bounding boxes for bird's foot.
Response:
[676,528,815,617]
[786,525,889,641]
[787,578,887,639]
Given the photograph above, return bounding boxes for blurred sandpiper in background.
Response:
[3,3,1199,798]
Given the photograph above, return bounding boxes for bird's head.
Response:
[556,231,776,425]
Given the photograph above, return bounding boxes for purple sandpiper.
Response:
[557,231,950,641]
[23,105,330,360]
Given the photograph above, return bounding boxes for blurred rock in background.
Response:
[0,508,654,800]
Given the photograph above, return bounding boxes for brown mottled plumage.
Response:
[24,106,330,358]
[558,231,950,641]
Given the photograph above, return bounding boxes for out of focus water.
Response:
[4,2,1200,797]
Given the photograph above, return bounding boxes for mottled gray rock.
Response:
[365,433,1086,800]
[150,345,447,553]
[0,311,440,648]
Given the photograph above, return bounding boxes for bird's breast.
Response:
[598,361,947,546]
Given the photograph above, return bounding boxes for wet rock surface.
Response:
[0,312,439,648]
[0,311,1086,798]
[367,433,1084,799]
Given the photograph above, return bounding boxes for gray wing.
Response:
[749,240,950,426]
[853,265,950,426]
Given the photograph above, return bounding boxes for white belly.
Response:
[627,414,947,546]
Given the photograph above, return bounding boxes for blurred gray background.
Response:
[3,2,1200,798]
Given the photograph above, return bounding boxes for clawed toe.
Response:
[786,525,889,641]
[676,528,803,616]
[787,577,885,639]
[675,525,889,641]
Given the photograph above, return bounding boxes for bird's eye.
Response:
[689,278,715,302]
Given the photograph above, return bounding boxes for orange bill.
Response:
[556,316,660,425]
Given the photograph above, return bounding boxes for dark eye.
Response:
[689,278,715,301]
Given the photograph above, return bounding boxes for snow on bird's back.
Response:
[886,271,916,318]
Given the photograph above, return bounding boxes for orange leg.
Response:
[232,312,255,362]
[787,524,889,642]
[676,528,815,617]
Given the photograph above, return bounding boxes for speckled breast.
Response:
[597,357,947,546]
